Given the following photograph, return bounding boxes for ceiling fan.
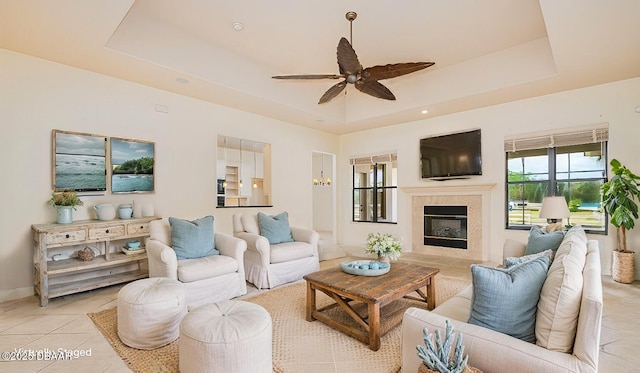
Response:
[272,11,435,104]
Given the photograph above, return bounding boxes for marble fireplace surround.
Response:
[402,184,496,261]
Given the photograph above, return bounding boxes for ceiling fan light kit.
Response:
[272,11,435,104]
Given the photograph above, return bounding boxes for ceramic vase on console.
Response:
[47,190,83,224]
[118,204,133,220]
[94,204,116,221]
[56,206,74,224]
[142,203,154,217]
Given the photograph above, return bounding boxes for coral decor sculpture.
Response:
[416,319,469,373]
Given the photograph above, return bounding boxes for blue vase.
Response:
[56,206,74,224]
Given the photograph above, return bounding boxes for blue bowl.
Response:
[126,240,141,249]
[340,260,391,276]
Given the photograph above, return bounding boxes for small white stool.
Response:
[117,278,187,349]
[179,300,272,373]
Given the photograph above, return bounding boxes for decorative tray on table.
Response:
[340,260,391,276]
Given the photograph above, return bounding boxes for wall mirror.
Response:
[216,135,272,207]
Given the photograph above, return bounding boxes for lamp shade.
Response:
[539,196,570,219]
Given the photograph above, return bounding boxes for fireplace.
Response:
[405,184,496,261]
[423,206,468,249]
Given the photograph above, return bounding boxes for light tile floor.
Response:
[0,254,637,372]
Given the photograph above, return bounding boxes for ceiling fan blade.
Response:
[337,37,362,75]
[354,80,396,101]
[318,81,347,104]
[362,62,435,81]
[272,74,343,80]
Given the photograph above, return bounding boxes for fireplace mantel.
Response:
[400,183,496,195]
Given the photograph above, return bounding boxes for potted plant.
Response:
[601,159,640,283]
[365,232,402,262]
[47,190,83,224]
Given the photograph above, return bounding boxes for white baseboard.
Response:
[0,286,34,304]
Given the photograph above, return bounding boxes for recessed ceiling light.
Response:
[421,109,429,114]
[232,22,244,31]
[176,78,189,84]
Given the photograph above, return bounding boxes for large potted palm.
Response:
[601,159,640,283]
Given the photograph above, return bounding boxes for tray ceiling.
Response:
[1,0,639,134]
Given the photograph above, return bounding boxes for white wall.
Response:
[0,49,338,302]
[2,47,639,303]
[338,77,640,277]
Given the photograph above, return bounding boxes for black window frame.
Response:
[505,142,608,235]
[352,163,397,224]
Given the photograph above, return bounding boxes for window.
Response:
[351,153,397,223]
[505,126,608,233]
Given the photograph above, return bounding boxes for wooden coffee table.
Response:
[303,261,439,351]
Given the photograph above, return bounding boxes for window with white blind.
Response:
[505,125,608,233]
[351,153,398,223]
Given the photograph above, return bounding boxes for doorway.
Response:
[312,151,342,260]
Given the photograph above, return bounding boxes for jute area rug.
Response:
[88,274,470,373]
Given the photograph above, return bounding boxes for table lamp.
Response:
[539,196,570,224]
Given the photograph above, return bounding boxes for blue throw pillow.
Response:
[525,225,564,255]
[468,254,551,343]
[257,212,294,245]
[169,216,219,260]
[503,249,554,268]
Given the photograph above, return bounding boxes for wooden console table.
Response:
[304,262,439,351]
[32,217,159,306]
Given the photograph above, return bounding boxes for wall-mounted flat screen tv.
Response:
[420,129,482,180]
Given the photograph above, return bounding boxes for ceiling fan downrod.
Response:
[346,11,357,46]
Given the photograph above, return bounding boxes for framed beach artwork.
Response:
[52,130,108,192]
[110,137,155,193]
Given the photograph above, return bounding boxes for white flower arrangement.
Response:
[365,232,402,261]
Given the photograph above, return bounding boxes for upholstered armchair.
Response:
[232,212,320,289]
[146,216,247,309]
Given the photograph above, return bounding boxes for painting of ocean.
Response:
[112,174,154,193]
[111,138,155,193]
[54,131,107,191]
[55,154,107,190]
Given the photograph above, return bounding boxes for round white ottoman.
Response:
[117,278,187,349]
[179,300,272,373]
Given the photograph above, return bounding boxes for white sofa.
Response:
[402,231,603,373]
[146,219,248,309]
[232,212,319,289]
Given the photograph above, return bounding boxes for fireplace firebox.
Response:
[423,206,468,249]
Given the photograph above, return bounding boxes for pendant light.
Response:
[313,153,332,186]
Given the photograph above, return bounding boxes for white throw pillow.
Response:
[535,225,587,352]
